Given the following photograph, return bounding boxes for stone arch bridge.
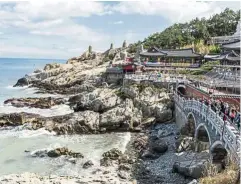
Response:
[174,93,240,163]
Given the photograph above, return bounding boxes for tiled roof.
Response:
[161,48,201,57]
[140,48,201,57]
[222,40,240,50]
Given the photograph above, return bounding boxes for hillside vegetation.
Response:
[129,8,240,53]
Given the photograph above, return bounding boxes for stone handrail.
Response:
[124,74,187,83]
[174,93,240,159]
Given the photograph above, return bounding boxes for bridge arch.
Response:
[180,112,196,137]
[177,84,186,96]
[210,141,228,166]
[195,123,211,152]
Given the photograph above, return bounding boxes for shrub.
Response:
[200,157,239,184]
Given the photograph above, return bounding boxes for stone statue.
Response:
[135,43,144,62]
[110,43,113,49]
[122,40,127,48]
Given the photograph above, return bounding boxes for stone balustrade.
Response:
[174,93,240,160]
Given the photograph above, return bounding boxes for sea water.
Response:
[0,58,131,176]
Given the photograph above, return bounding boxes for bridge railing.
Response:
[174,93,240,158]
[124,74,187,83]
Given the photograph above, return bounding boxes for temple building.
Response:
[204,40,240,66]
[139,47,202,68]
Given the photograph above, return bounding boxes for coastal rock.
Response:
[99,99,142,131]
[102,148,123,160]
[175,136,195,153]
[44,63,61,71]
[51,111,100,135]
[83,160,94,169]
[172,151,211,179]
[150,139,168,154]
[72,88,122,112]
[0,112,41,127]
[133,135,148,152]
[141,150,158,159]
[100,157,113,167]
[4,97,66,109]
[118,164,131,171]
[118,171,129,179]
[30,149,48,157]
[13,77,29,87]
[47,147,84,158]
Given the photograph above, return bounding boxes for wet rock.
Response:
[118,171,129,179]
[150,139,168,154]
[47,147,84,158]
[118,154,135,164]
[133,135,148,152]
[31,149,48,157]
[0,112,42,128]
[102,148,123,160]
[13,77,29,87]
[141,150,158,160]
[118,164,131,171]
[4,97,65,109]
[83,160,94,169]
[188,179,198,184]
[100,157,113,167]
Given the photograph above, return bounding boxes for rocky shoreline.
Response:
[0,48,228,184]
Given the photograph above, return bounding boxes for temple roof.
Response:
[222,40,240,50]
[139,52,167,57]
[140,47,201,57]
[161,48,201,57]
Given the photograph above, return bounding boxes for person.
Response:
[234,113,240,130]
[230,109,236,123]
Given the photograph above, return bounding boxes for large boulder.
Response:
[99,99,142,131]
[72,88,122,112]
[175,136,195,153]
[102,148,123,160]
[13,77,29,87]
[51,111,100,135]
[0,112,41,127]
[150,139,168,154]
[47,147,84,158]
[172,152,211,179]
[154,104,172,123]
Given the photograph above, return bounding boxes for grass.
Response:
[199,158,239,184]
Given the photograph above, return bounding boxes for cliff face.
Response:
[9,49,173,135]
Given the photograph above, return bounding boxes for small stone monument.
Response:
[122,40,127,48]
[110,43,113,50]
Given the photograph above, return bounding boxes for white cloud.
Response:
[0,1,112,58]
[112,1,240,23]
[0,1,239,59]
[113,21,124,25]
[0,32,3,34]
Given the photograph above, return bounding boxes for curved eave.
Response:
[140,52,166,57]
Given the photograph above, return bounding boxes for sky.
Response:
[0,0,240,59]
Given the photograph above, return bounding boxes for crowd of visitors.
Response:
[199,98,240,130]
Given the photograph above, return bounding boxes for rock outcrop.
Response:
[4,97,65,109]
[72,88,122,112]
[172,151,213,179]
[47,147,84,158]
[13,77,29,87]
[31,147,84,159]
